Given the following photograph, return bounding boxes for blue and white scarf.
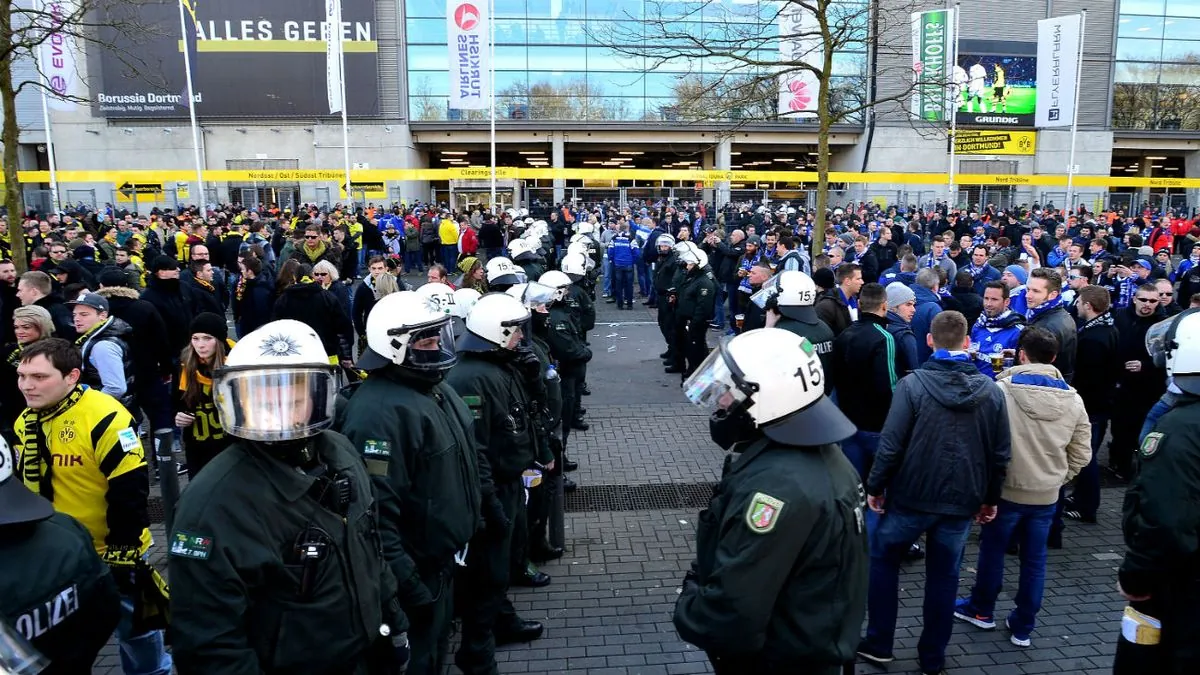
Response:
[931,349,973,364]
[1025,293,1064,323]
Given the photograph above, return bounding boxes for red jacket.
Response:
[459,226,478,256]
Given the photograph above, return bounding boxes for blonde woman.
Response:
[313,259,352,317]
[3,306,55,431]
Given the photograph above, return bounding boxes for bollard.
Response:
[154,429,180,536]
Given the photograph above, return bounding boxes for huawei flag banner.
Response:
[94,0,379,117]
[910,8,955,123]
[447,0,490,110]
[1035,14,1082,128]
[776,3,820,118]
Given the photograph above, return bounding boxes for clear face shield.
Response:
[403,319,458,369]
[213,366,338,442]
[0,620,47,675]
[1146,317,1174,370]
[749,274,782,309]
[502,316,535,351]
[683,341,752,414]
[520,281,558,311]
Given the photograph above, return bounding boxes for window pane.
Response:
[405,0,445,19]
[494,0,528,18]
[588,71,646,96]
[526,18,588,42]
[494,45,529,70]
[1116,37,1163,61]
[406,18,447,44]
[409,71,450,96]
[1116,61,1161,83]
[408,45,449,70]
[494,71,529,92]
[528,0,586,19]
[587,97,643,120]
[587,46,645,70]
[1163,17,1200,39]
[832,52,867,77]
[1160,62,1200,85]
[1166,0,1200,17]
[527,45,586,69]
[592,0,645,20]
[1117,15,1164,38]
[410,95,449,121]
[1161,39,1200,62]
[494,18,528,43]
[1118,0,1164,13]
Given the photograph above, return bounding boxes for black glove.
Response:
[514,350,542,384]
[102,544,141,594]
[483,494,511,534]
[681,570,699,595]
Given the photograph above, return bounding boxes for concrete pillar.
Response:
[702,147,715,205]
[552,134,565,205]
[1138,160,1153,213]
[715,137,733,207]
[1184,150,1200,215]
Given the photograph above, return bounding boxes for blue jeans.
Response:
[117,594,172,675]
[863,507,973,673]
[726,281,741,330]
[603,255,613,295]
[840,430,880,483]
[964,500,1055,637]
[441,244,457,271]
[613,266,634,307]
[404,250,423,272]
[713,283,726,327]
[637,259,651,296]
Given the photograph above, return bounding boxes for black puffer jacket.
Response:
[1029,305,1077,382]
[272,282,353,361]
[868,357,1011,518]
[97,286,174,383]
[140,276,196,356]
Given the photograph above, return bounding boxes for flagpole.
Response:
[178,0,205,206]
[488,0,496,211]
[947,2,960,210]
[1064,9,1086,215]
[333,1,352,210]
[37,70,60,214]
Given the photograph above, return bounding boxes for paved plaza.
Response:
[96,299,1129,674]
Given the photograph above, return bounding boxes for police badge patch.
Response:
[1140,432,1163,460]
[745,492,785,534]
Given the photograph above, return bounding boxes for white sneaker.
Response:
[1006,618,1031,648]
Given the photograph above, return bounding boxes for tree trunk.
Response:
[0,0,29,273]
[811,8,836,261]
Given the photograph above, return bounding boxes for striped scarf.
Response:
[20,385,86,503]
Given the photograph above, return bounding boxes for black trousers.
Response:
[673,320,709,375]
[657,301,676,355]
[1110,394,1156,474]
[455,479,522,675]
[402,569,455,675]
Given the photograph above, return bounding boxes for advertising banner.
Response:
[910,8,955,123]
[94,0,379,118]
[325,0,343,114]
[1035,15,1081,128]
[777,3,820,118]
[953,130,1037,155]
[38,0,81,110]
[447,0,489,110]
[955,40,1037,127]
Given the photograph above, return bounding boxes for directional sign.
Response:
[115,181,164,203]
[176,183,190,200]
[340,181,387,199]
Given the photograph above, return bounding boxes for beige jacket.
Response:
[995,363,1093,505]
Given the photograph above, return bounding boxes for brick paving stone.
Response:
[93,299,1132,675]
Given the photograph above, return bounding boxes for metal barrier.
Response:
[153,429,181,536]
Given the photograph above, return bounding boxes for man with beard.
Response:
[1108,284,1168,479]
[970,281,1025,380]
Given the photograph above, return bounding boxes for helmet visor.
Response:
[213,366,337,442]
[683,343,748,412]
[1146,317,1174,369]
[520,281,558,309]
[503,317,535,351]
[750,274,781,309]
[403,320,458,370]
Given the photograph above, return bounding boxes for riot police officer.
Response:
[169,320,408,675]
[446,293,546,674]
[674,328,866,675]
[486,256,526,294]
[540,271,592,452]
[508,240,544,284]
[0,436,121,675]
[1115,308,1200,674]
[652,234,680,367]
[339,291,496,675]
[669,243,718,377]
[559,253,595,428]
[755,270,836,393]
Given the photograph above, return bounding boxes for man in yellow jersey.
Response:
[992,64,1009,114]
[14,339,171,675]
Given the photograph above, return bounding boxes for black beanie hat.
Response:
[190,312,228,344]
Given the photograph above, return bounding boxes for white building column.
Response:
[715,137,733,207]
[1184,150,1200,214]
[552,133,566,204]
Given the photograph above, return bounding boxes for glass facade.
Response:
[1113,0,1200,130]
[405,0,867,122]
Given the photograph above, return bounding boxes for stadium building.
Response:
[4,0,1199,213]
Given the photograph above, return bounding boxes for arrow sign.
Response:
[115,182,164,202]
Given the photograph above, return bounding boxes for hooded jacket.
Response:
[140,276,196,355]
[1029,304,1078,382]
[77,316,137,408]
[868,356,1011,517]
[910,285,943,364]
[272,282,353,361]
[885,311,919,377]
[993,364,1092,505]
[97,286,173,384]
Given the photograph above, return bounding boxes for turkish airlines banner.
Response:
[447,0,489,110]
[1035,14,1081,128]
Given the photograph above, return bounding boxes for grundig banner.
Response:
[94,0,379,117]
[954,130,1037,155]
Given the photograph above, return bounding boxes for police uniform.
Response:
[168,431,402,675]
[545,303,591,446]
[1115,394,1200,674]
[337,368,484,675]
[517,259,545,286]
[445,352,539,674]
[672,265,718,375]
[512,337,561,576]
[654,250,681,360]
[0,502,120,674]
[675,440,867,675]
[775,316,836,395]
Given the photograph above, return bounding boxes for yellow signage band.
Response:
[2,168,1198,189]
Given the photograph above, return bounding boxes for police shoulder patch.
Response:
[745,492,785,534]
[363,439,391,457]
[1141,432,1164,460]
[169,531,213,560]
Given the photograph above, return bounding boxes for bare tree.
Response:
[1,0,159,271]
[592,0,938,255]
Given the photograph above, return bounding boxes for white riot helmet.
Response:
[460,293,533,352]
[485,256,525,287]
[1147,308,1200,396]
[505,281,558,310]
[566,241,588,258]
[752,270,819,322]
[684,328,855,447]
[538,270,573,301]
[677,242,704,267]
[518,207,530,218]
[415,281,457,317]
[451,287,482,318]
[560,252,589,281]
[358,291,457,372]
[213,319,338,442]
[656,234,676,250]
[508,238,535,262]
[574,222,595,236]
